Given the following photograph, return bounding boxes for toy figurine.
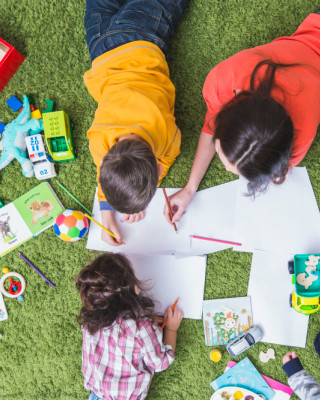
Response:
[0,95,43,177]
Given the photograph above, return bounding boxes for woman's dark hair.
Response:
[213,59,295,195]
[76,253,156,335]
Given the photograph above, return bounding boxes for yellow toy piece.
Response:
[31,109,42,119]
[290,291,320,315]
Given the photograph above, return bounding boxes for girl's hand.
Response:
[121,210,146,224]
[165,306,184,331]
[101,210,123,246]
[163,187,195,224]
[283,351,297,364]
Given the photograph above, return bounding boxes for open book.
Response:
[0,182,63,256]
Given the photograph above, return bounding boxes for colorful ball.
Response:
[53,209,89,242]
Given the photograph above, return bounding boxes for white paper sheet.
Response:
[86,188,191,255]
[187,180,239,255]
[234,167,320,254]
[248,250,309,347]
[86,182,239,255]
[127,254,207,319]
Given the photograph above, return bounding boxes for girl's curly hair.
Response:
[76,253,156,335]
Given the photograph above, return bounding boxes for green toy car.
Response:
[42,111,76,162]
[288,253,320,315]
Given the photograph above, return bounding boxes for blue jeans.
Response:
[89,391,101,400]
[84,0,189,62]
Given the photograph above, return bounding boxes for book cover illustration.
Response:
[13,182,63,236]
[0,292,8,321]
[0,203,31,253]
[210,357,275,400]
[203,297,253,346]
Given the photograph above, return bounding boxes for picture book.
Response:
[203,297,253,346]
[0,182,63,257]
[210,357,275,400]
[0,292,8,321]
[226,361,293,400]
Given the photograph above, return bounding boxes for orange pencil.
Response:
[162,187,178,233]
[161,297,179,329]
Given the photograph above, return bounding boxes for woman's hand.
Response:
[163,186,196,224]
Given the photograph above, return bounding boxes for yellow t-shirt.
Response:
[84,41,181,203]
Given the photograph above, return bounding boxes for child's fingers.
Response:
[171,206,185,223]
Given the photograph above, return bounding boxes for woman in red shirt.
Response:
[165,11,320,224]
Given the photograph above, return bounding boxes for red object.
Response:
[0,38,25,91]
[30,104,36,111]
[9,281,21,295]
[190,234,242,246]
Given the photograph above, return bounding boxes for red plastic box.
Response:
[0,38,25,91]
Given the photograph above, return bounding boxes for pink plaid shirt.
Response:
[82,318,175,400]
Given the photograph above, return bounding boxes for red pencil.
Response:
[190,235,242,247]
[161,297,179,329]
[162,187,178,233]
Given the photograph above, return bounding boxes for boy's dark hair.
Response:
[212,60,295,196]
[99,139,158,213]
[76,253,156,335]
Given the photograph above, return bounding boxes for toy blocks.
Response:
[6,95,23,112]
[0,38,25,91]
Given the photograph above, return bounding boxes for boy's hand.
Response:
[283,351,297,364]
[164,306,184,331]
[164,187,195,224]
[101,210,123,246]
[120,210,146,224]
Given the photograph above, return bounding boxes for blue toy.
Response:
[0,122,5,134]
[6,95,23,112]
[0,95,43,177]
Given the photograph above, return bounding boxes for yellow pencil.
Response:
[85,213,123,243]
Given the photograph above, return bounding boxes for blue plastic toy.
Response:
[0,122,5,134]
[6,95,23,112]
[0,95,43,177]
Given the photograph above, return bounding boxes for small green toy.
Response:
[42,111,76,162]
[289,253,320,315]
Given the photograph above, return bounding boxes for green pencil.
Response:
[56,180,93,216]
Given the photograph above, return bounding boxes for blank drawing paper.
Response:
[86,182,238,255]
[234,167,320,253]
[248,250,309,347]
[127,254,207,319]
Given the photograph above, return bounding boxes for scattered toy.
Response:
[42,111,76,162]
[259,348,275,363]
[210,349,222,362]
[53,209,88,242]
[226,326,263,357]
[0,271,25,300]
[0,122,5,134]
[0,38,25,92]
[0,95,43,177]
[6,95,23,112]
[25,134,56,180]
[42,99,55,114]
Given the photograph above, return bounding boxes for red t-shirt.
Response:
[202,13,320,166]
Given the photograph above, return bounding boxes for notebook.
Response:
[0,182,63,256]
[210,357,275,400]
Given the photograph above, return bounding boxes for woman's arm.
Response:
[164,131,216,223]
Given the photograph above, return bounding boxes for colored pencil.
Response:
[85,213,124,244]
[162,187,178,233]
[56,180,93,216]
[161,297,179,329]
[190,234,242,247]
[18,252,55,288]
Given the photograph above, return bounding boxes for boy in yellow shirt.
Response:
[84,0,189,245]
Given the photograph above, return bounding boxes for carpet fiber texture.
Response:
[0,1,319,399]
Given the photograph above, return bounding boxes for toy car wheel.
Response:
[288,261,294,274]
[289,293,293,308]
[70,120,75,129]
[74,147,77,157]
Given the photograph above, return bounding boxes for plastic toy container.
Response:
[292,253,320,297]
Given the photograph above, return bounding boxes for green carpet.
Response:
[0,1,320,399]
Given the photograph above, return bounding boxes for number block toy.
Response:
[25,134,56,180]
[0,38,25,92]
